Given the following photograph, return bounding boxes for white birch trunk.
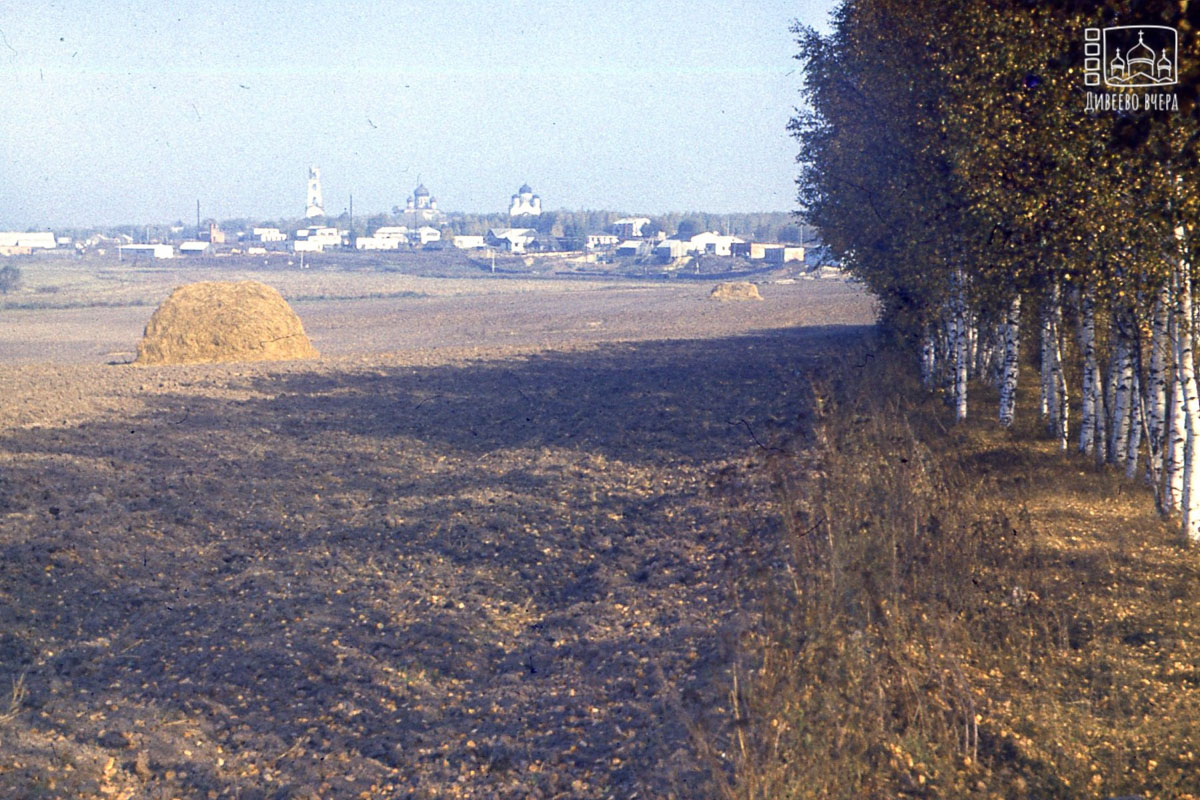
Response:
[921,324,936,389]
[1041,283,1070,448]
[1105,334,1119,461]
[944,310,957,406]
[1147,286,1170,495]
[954,292,969,423]
[1177,223,1200,543]
[967,313,979,380]
[1049,287,1068,450]
[1126,369,1142,479]
[1110,330,1132,468]
[1078,290,1098,455]
[975,321,991,382]
[1167,332,1186,512]
[998,296,1021,428]
[1095,343,1109,466]
[1040,300,1053,421]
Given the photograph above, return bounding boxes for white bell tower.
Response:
[305,166,325,218]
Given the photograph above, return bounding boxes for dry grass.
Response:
[0,672,27,724]
[710,282,764,302]
[134,280,318,365]
[718,348,1200,799]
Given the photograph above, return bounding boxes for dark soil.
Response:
[0,284,873,799]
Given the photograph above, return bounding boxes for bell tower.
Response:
[306,166,325,218]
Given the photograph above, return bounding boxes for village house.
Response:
[452,235,487,249]
[252,227,288,243]
[616,240,652,258]
[410,226,441,246]
[612,217,651,238]
[486,227,537,254]
[294,226,344,251]
[688,231,745,256]
[355,226,409,250]
[585,234,619,251]
[655,231,745,261]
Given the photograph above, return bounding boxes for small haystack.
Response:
[709,281,763,301]
[135,280,318,365]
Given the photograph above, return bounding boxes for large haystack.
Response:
[709,281,763,302]
[135,280,318,365]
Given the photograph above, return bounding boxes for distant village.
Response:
[1,166,832,273]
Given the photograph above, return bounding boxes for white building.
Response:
[252,227,288,243]
[453,235,487,249]
[586,234,619,251]
[655,232,745,261]
[0,232,57,250]
[179,241,210,255]
[118,244,174,260]
[355,236,402,250]
[655,239,695,260]
[411,226,441,246]
[763,246,805,264]
[373,226,410,240]
[295,226,344,248]
[355,226,408,250]
[508,184,542,217]
[612,217,651,238]
[688,231,745,256]
[486,227,537,254]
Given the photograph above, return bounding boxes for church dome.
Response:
[1128,31,1154,66]
[414,184,430,197]
[518,183,533,195]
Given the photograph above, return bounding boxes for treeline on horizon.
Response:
[55,210,813,246]
[796,0,1200,538]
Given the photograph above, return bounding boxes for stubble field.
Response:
[0,263,874,799]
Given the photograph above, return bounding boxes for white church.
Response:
[509,183,542,217]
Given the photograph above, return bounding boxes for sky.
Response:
[0,0,838,228]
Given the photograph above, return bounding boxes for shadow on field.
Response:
[0,325,869,799]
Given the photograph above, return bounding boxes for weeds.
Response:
[0,672,28,724]
[714,347,1200,799]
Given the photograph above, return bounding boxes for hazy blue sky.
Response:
[1,1,837,228]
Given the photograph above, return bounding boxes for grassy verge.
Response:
[716,345,1200,799]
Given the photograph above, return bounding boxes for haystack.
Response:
[710,281,763,301]
[135,280,318,365]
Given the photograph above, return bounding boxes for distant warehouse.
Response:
[0,231,56,256]
[730,242,806,263]
[119,243,175,260]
